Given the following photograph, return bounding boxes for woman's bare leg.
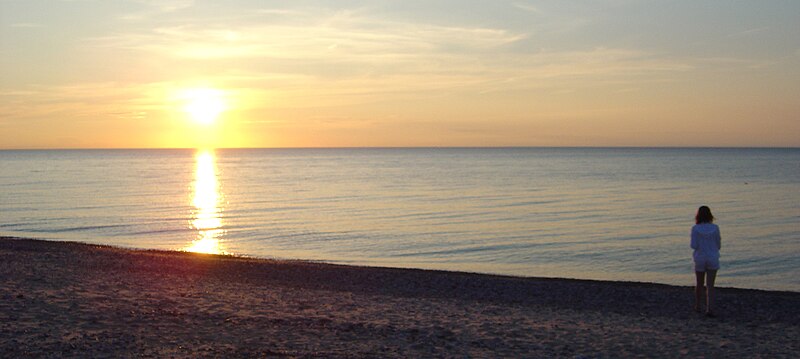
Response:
[695,271,705,312]
[706,270,717,316]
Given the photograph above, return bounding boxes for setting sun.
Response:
[182,88,226,125]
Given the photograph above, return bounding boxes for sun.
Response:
[182,88,226,125]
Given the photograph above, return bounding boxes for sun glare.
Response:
[182,88,226,125]
[186,150,225,254]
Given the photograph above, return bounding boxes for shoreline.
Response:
[6,235,796,294]
[2,237,799,357]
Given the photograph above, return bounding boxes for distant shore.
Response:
[1,237,798,357]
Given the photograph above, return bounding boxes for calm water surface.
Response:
[1,148,798,291]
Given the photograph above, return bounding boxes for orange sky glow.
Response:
[1,1,798,148]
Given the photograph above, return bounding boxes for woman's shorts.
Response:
[694,256,720,272]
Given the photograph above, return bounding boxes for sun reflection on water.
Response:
[185,149,226,254]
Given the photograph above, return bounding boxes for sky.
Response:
[1,0,799,148]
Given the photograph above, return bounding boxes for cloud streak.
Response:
[80,6,695,107]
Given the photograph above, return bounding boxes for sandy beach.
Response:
[1,237,798,358]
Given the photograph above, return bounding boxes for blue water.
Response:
[1,148,798,291]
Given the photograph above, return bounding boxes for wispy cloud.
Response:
[132,0,194,13]
[513,2,542,14]
[82,6,692,98]
[118,0,195,21]
[84,7,530,99]
[0,82,176,123]
[94,10,526,61]
[729,27,769,37]
[256,8,304,16]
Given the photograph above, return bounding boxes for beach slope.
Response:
[1,237,798,357]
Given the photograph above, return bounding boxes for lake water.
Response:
[1,148,798,291]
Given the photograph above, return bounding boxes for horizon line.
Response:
[1,145,798,151]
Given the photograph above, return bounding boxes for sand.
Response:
[1,237,798,358]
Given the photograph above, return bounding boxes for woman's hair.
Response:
[695,206,714,224]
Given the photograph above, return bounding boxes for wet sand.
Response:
[1,237,798,358]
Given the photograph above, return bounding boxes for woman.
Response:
[691,205,722,317]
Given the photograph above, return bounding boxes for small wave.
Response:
[389,242,538,258]
[36,224,132,233]
[489,200,561,208]
[125,228,196,236]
